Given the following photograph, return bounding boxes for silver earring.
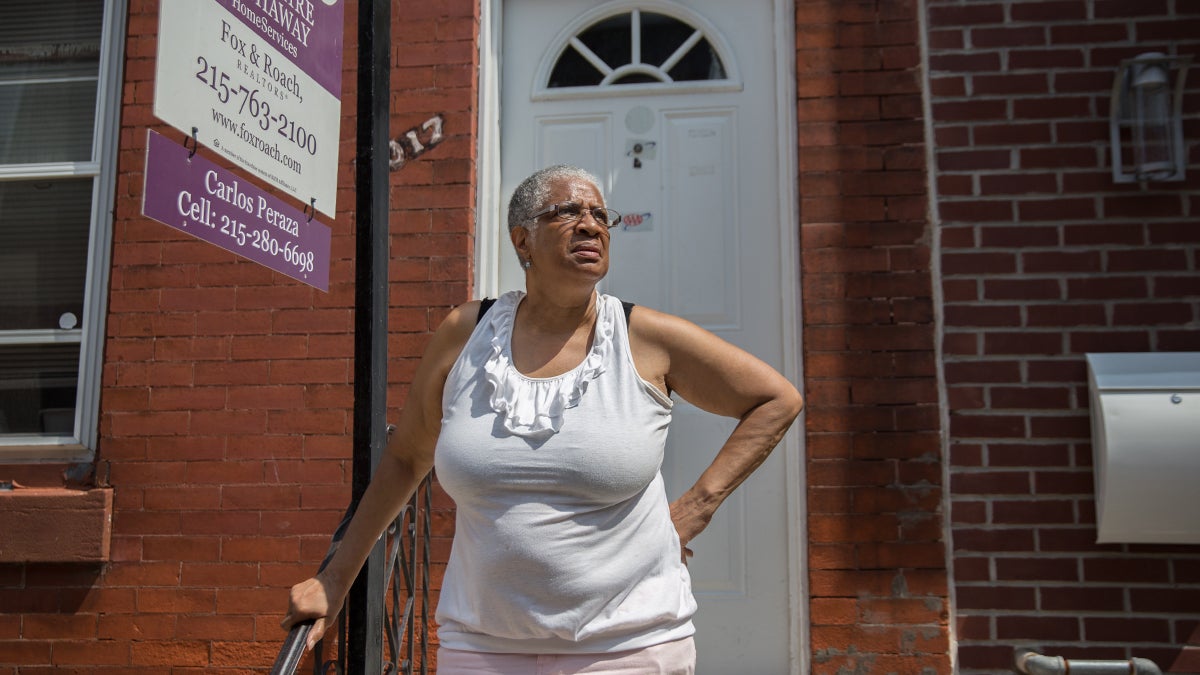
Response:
[522,260,531,269]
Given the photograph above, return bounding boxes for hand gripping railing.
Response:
[271,475,432,675]
[1015,649,1163,675]
[270,502,353,675]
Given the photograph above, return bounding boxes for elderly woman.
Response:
[283,165,803,673]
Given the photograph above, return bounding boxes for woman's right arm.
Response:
[280,301,480,649]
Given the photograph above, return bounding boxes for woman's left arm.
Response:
[631,307,804,555]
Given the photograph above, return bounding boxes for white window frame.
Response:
[0,0,127,462]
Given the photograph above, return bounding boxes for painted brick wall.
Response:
[0,0,477,670]
[927,0,1200,672]
[797,1,950,672]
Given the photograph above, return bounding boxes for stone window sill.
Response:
[0,488,113,563]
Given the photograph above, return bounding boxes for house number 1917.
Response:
[389,115,444,170]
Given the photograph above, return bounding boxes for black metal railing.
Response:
[382,475,432,675]
[271,474,432,675]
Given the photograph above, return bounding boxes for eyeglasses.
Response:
[528,201,622,229]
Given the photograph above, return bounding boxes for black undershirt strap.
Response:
[476,298,497,325]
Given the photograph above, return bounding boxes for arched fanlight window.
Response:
[541,7,735,93]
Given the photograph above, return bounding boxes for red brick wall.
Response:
[798,1,950,672]
[928,1,1200,672]
[0,0,477,670]
[389,0,480,658]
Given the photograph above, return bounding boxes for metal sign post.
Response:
[347,0,391,672]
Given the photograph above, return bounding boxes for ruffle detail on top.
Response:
[481,291,614,439]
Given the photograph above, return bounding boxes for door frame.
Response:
[473,2,806,671]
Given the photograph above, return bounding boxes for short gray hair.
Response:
[507,165,603,232]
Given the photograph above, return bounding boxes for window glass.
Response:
[0,344,80,436]
[576,14,632,76]
[612,73,661,85]
[638,13,692,67]
[667,41,726,82]
[0,79,100,165]
[549,45,602,88]
[0,1,103,164]
[546,9,727,90]
[0,1,104,46]
[0,179,92,331]
[0,0,110,451]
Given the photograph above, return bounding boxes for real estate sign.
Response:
[142,130,331,291]
[153,0,344,217]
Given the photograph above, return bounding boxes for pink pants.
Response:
[436,637,696,675]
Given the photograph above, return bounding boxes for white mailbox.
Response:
[1086,352,1200,544]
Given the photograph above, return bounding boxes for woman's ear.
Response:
[510,224,533,263]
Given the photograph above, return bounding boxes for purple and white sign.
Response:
[154,0,343,217]
[213,0,343,100]
[143,130,331,291]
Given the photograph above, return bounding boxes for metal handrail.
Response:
[1015,649,1163,675]
[382,476,431,675]
[270,503,355,675]
[270,476,432,675]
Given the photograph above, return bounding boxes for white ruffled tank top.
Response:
[433,291,697,653]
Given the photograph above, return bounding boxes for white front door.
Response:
[490,1,801,671]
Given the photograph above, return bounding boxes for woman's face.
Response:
[514,177,611,285]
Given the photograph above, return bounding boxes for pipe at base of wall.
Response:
[1015,649,1163,675]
